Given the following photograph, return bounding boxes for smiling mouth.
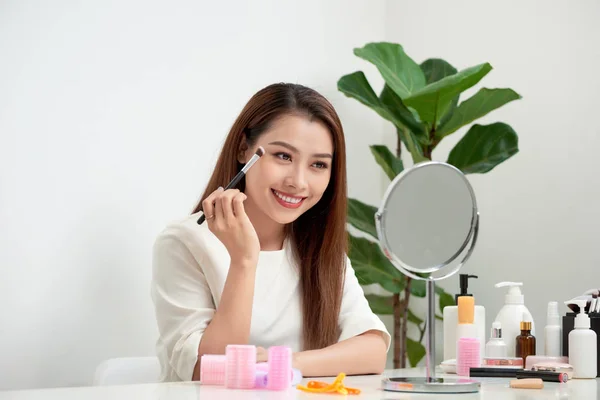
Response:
[271,189,306,209]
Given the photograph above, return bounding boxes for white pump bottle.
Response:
[493,282,535,357]
[566,299,597,378]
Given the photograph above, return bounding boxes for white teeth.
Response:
[274,190,302,204]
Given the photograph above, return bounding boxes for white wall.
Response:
[3,0,599,391]
[385,0,600,358]
[0,0,388,390]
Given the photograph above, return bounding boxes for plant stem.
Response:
[392,131,403,370]
[397,127,402,160]
[423,146,432,159]
[419,321,426,343]
[400,278,412,368]
[393,293,401,368]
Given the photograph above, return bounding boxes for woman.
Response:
[151,83,390,382]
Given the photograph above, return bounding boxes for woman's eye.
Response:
[275,152,292,161]
[313,161,329,169]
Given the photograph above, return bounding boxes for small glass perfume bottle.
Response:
[515,313,536,365]
[485,321,508,358]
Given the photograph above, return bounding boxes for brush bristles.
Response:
[255,146,265,157]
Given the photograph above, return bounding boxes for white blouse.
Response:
[150,212,390,382]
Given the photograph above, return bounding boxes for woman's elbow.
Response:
[370,346,387,374]
[361,332,388,374]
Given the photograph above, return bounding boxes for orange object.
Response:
[297,373,361,395]
[510,378,543,389]
[458,296,475,324]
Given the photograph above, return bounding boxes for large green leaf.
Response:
[407,338,426,367]
[354,42,426,99]
[404,63,493,125]
[337,71,387,118]
[420,58,457,84]
[348,234,406,293]
[347,198,377,239]
[420,59,459,129]
[379,84,426,137]
[337,72,426,162]
[338,73,418,136]
[438,290,455,314]
[397,128,428,163]
[410,280,426,298]
[364,295,426,327]
[437,88,522,138]
[365,294,393,314]
[370,145,404,181]
[447,122,519,174]
[408,308,424,326]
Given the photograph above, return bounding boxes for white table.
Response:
[0,368,598,399]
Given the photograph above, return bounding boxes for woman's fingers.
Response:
[202,187,223,224]
[220,189,239,225]
[232,192,247,218]
[256,346,268,363]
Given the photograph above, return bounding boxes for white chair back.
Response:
[93,356,161,386]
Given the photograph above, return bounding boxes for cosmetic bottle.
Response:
[566,299,597,379]
[443,274,486,362]
[544,301,561,357]
[485,321,508,358]
[456,296,481,376]
[515,312,536,365]
[493,281,535,357]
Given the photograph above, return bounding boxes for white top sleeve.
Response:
[150,231,215,381]
[337,257,391,350]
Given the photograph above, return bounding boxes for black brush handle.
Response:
[197,170,245,225]
[469,367,518,378]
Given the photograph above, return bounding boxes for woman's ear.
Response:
[237,136,249,164]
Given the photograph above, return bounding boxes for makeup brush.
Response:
[197,146,265,225]
[590,292,598,315]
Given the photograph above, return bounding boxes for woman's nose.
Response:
[285,166,308,191]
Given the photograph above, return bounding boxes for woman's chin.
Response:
[269,212,300,225]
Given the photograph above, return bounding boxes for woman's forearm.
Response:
[193,261,257,380]
[293,331,388,377]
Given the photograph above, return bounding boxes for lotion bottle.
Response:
[443,274,486,362]
[566,299,597,379]
[493,282,535,357]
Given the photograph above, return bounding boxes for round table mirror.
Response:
[376,161,481,394]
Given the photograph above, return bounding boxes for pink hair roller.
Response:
[200,354,226,385]
[254,370,268,388]
[225,344,257,389]
[457,337,481,377]
[256,362,269,373]
[291,368,302,386]
[267,346,292,390]
[255,362,303,387]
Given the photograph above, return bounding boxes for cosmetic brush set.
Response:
[441,277,599,389]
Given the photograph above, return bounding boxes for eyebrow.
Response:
[267,141,333,159]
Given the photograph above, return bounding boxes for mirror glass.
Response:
[376,162,478,279]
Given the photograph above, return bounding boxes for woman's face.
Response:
[241,114,334,226]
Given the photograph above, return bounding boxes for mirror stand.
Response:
[381,218,481,394]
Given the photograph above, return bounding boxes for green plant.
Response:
[338,42,521,368]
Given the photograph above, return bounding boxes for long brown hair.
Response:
[192,83,348,350]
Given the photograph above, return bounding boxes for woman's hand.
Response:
[202,187,260,265]
[256,346,268,363]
